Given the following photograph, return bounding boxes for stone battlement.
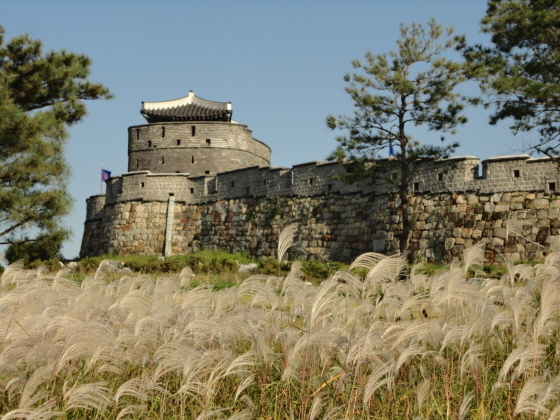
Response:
[85,154,560,223]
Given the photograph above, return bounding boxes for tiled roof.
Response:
[141,91,232,123]
[141,104,232,122]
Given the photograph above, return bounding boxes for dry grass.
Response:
[1,242,560,419]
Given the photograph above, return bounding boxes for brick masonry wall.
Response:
[128,121,271,176]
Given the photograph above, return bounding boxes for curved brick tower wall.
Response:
[128,121,271,176]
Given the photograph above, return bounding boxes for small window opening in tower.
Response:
[136,129,139,140]
[413,182,420,192]
[246,186,250,195]
[205,170,210,174]
[162,126,165,138]
[190,188,194,194]
[191,126,196,136]
[175,171,180,173]
[328,183,333,192]
[263,179,267,186]
[169,193,174,197]
[206,139,211,146]
[192,156,195,163]
[136,159,139,168]
[550,182,556,193]
[231,181,235,188]
[438,173,443,181]
[308,178,314,185]
[162,156,165,164]
[141,182,145,188]
[177,139,181,146]
[148,140,152,148]
[514,169,520,178]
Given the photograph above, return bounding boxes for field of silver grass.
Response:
[1,236,560,418]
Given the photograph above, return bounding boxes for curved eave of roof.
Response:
[142,91,231,111]
[141,91,233,123]
[141,103,232,122]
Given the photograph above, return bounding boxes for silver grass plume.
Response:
[225,409,253,420]
[282,327,344,380]
[309,277,338,327]
[416,377,431,412]
[179,266,195,287]
[540,375,560,413]
[309,393,325,420]
[114,376,148,403]
[64,381,112,412]
[1,261,31,288]
[348,252,385,272]
[278,223,298,263]
[534,276,560,339]
[462,241,485,276]
[394,343,429,374]
[458,391,475,420]
[2,399,61,420]
[116,404,147,420]
[19,365,54,409]
[495,342,547,387]
[547,403,560,419]
[488,284,528,334]
[233,374,255,403]
[152,342,204,383]
[363,359,395,406]
[460,342,484,377]
[238,275,280,309]
[194,408,227,420]
[514,376,552,417]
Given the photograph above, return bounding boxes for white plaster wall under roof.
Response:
[142,90,232,111]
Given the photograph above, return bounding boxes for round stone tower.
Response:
[127,91,271,176]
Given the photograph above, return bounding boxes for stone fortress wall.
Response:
[81,153,560,262]
[80,90,560,262]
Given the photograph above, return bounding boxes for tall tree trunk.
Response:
[399,184,410,261]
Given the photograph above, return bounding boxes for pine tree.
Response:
[327,19,468,259]
[464,0,560,156]
[0,27,112,248]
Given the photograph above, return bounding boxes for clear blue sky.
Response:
[1,0,539,260]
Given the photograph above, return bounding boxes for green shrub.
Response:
[257,257,291,275]
[27,258,64,272]
[416,263,448,276]
[75,250,257,276]
[467,263,506,279]
[77,256,104,273]
[212,280,237,291]
[301,260,346,282]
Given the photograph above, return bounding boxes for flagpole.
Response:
[100,164,103,195]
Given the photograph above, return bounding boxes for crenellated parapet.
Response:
[85,154,560,223]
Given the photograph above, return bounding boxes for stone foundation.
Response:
[80,190,560,263]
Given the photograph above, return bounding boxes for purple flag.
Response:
[101,169,111,182]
